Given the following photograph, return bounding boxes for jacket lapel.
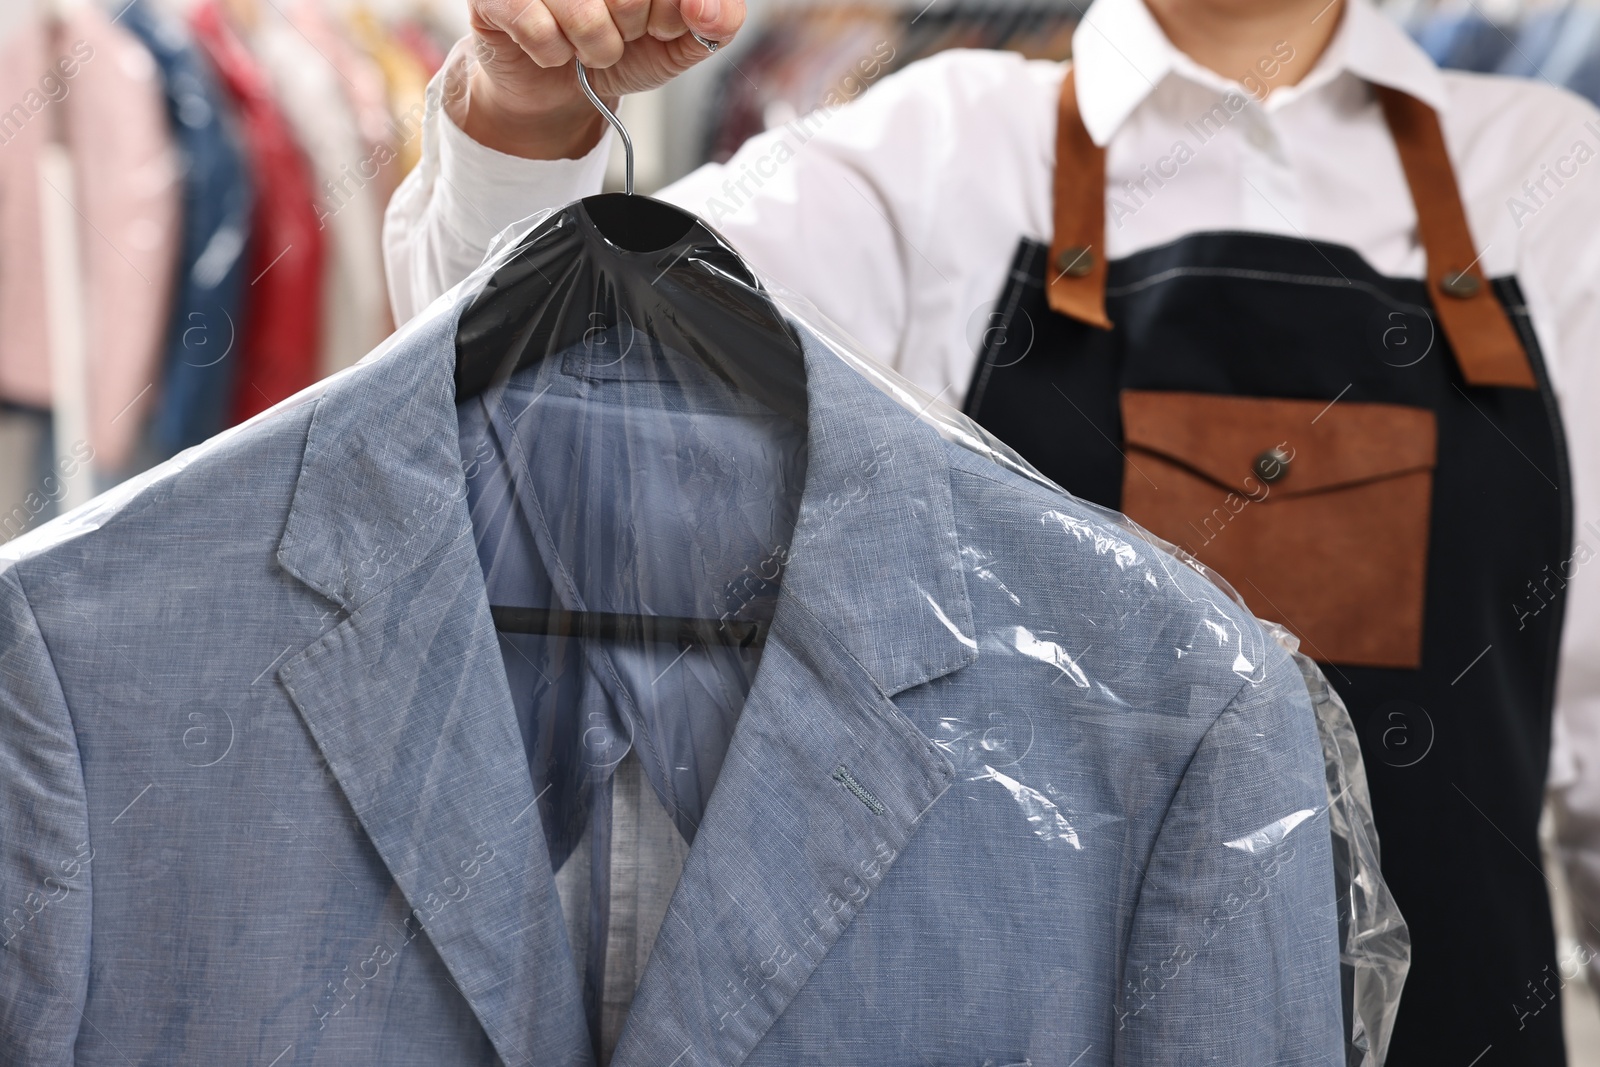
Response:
[610,333,979,1067]
[273,306,591,1067]
[607,605,958,1067]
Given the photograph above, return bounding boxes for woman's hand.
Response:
[460,0,744,159]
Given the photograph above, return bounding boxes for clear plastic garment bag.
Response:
[0,70,1405,1067]
[443,70,1409,1066]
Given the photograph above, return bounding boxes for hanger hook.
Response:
[574,34,719,197]
[575,59,634,195]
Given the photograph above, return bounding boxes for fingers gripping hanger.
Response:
[488,35,786,652]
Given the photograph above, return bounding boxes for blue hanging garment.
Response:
[122,0,254,455]
[1415,10,1516,72]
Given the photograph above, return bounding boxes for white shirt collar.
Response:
[1070,0,1449,145]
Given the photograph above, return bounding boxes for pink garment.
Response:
[287,0,400,213]
[0,9,181,471]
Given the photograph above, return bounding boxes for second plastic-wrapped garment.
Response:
[0,190,1404,1066]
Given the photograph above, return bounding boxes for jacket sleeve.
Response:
[1115,642,1344,1067]
[0,568,91,1066]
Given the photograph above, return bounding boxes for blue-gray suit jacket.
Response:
[0,293,1343,1065]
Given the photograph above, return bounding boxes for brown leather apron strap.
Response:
[1046,68,1111,329]
[1047,67,1537,389]
[1373,86,1534,388]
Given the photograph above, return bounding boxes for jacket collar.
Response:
[1072,0,1448,147]
[278,291,977,699]
[274,283,976,1065]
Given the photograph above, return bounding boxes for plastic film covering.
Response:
[0,193,1406,1067]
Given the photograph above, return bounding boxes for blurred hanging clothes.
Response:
[699,6,1077,166]
[288,0,400,333]
[392,18,446,76]
[190,0,324,423]
[121,0,254,457]
[0,5,181,474]
[1413,2,1600,105]
[1492,5,1569,79]
[348,6,430,176]
[0,405,52,543]
[252,3,390,376]
[1007,12,1077,61]
[703,7,901,162]
[1414,10,1515,72]
[1550,8,1600,104]
[408,3,466,62]
[701,21,793,160]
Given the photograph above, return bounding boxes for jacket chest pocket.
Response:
[1119,389,1438,669]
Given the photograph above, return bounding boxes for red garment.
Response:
[392,20,446,77]
[190,1,323,424]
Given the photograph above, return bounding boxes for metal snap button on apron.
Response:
[1253,447,1292,483]
[1056,246,1095,277]
[1440,270,1481,299]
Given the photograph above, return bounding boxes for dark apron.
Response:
[964,71,1572,1067]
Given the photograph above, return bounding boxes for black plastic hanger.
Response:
[456,55,805,649]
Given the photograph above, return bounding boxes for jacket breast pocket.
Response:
[1119,389,1438,669]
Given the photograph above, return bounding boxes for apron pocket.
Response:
[1119,390,1437,669]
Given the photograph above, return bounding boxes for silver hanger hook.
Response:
[574,59,633,194]
[574,33,720,197]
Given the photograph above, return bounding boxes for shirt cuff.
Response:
[430,71,612,259]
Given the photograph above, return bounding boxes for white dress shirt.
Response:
[383,0,1600,966]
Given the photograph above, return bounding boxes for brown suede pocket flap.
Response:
[1121,390,1438,499]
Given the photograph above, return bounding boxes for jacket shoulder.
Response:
[0,396,319,581]
[942,443,1281,716]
